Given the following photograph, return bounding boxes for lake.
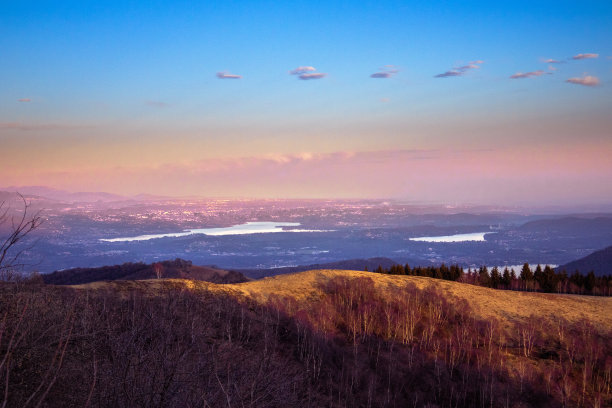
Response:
[409,232,492,243]
[100,221,325,242]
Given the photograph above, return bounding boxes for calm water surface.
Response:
[100,221,325,242]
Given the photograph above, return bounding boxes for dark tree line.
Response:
[371,262,612,296]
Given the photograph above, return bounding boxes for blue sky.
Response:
[1,0,611,204]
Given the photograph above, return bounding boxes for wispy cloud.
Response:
[17,98,31,103]
[16,145,612,204]
[455,64,479,71]
[566,75,600,87]
[298,73,327,80]
[370,65,399,79]
[435,60,483,78]
[0,122,90,131]
[509,70,548,79]
[572,53,599,60]
[289,66,327,80]
[543,58,563,64]
[216,71,242,79]
[371,72,392,78]
[435,70,463,78]
[145,100,169,108]
[289,66,316,75]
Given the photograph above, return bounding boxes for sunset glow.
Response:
[2,1,611,206]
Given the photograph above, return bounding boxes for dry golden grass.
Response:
[72,269,612,331]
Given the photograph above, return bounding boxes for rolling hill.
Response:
[73,268,612,331]
[43,258,249,285]
[5,268,611,407]
[238,257,410,279]
[557,245,612,276]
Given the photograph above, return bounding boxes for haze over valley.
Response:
[2,189,610,276]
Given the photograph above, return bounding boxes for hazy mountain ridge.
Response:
[557,245,612,276]
[2,186,128,203]
[518,216,612,234]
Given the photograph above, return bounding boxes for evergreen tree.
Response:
[490,266,501,289]
[502,267,511,288]
[541,265,556,292]
[478,266,491,287]
[533,264,543,289]
[520,263,533,290]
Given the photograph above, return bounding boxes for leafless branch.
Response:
[0,194,44,276]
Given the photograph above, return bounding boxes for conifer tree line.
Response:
[370,263,612,296]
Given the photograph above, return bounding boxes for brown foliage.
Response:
[0,275,610,407]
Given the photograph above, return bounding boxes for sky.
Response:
[1,0,612,206]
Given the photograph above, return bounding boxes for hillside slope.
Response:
[7,268,611,407]
[73,269,612,330]
[557,245,612,276]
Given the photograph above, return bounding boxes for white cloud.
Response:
[289,66,316,75]
[216,71,242,79]
[566,75,600,86]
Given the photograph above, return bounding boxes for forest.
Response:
[371,263,612,296]
[1,274,610,407]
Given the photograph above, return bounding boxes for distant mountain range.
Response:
[1,186,173,203]
[518,216,612,235]
[557,246,612,277]
[43,258,249,285]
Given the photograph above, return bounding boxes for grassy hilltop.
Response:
[2,270,611,407]
[76,269,612,330]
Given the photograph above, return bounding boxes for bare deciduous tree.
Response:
[153,262,163,279]
[0,194,44,278]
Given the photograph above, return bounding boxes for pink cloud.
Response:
[18,98,31,102]
[370,72,393,78]
[435,70,463,78]
[566,75,600,87]
[298,73,327,80]
[289,66,316,75]
[7,146,612,205]
[435,60,483,78]
[370,65,399,78]
[509,70,548,79]
[572,53,599,60]
[0,122,89,131]
[216,71,242,79]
